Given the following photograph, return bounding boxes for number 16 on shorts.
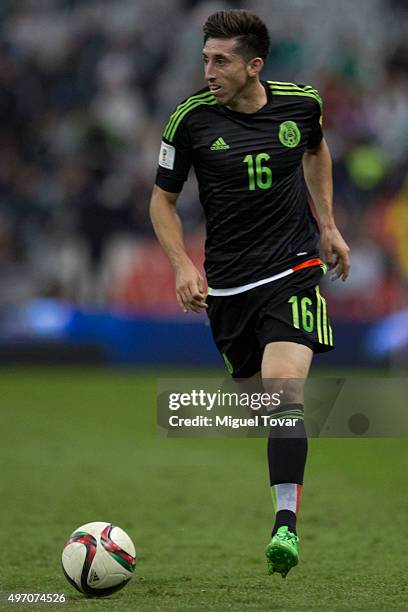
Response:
[288,285,333,348]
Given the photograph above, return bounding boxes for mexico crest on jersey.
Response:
[279,121,301,148]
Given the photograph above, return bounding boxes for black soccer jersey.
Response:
[155,80,323,289]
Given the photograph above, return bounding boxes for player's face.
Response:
[202,38,257,106]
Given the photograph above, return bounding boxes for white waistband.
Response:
[207,267,294,297]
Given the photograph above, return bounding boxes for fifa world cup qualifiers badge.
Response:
[158,142,175,169]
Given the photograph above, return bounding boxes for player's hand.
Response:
[319,225,351,281]
[175,260,208,313]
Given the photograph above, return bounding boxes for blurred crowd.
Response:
[0,0,407,318]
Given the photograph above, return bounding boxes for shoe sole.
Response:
[265,541,298,578]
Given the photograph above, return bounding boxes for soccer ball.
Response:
[61,522,136,597]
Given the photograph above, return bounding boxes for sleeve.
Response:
[155,116,193,194]
[306,89,323,151]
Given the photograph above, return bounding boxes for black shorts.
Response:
[206,267,334,378]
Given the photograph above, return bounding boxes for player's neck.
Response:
[226,79,267,114]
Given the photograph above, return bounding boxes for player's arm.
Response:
[149,185,207,313]
[302,138,350,281]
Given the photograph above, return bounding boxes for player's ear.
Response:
[247,57,264,77]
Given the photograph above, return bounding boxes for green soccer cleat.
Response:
[265,526,299,578]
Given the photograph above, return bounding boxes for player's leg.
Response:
[262,341,313,577]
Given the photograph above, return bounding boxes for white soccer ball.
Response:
[61,522,136,597]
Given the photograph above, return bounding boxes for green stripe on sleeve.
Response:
[164,91,214,138]
[271,89,322,109]
[167,99,217,142]
[164,91,215,141]
[268,81,322,108]
[268,80,306,88]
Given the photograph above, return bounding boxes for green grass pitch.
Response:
[0,368,407,611]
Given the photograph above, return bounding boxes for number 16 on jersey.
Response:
[243,153,272,191]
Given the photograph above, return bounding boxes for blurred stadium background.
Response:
[0,0,408,368]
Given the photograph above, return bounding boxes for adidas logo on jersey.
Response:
[210,137,230,150]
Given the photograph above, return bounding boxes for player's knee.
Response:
[262,377,305,405]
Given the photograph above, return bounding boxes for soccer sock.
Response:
[267,403,307,536]
[271,486,303,535]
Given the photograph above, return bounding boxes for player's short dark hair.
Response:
[203,9,270,62]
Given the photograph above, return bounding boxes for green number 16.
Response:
[288,295,314,332]
[243,153,272,191]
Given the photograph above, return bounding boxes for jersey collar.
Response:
[219,81,273,117]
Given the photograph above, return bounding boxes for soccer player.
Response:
[150,9,350,577]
